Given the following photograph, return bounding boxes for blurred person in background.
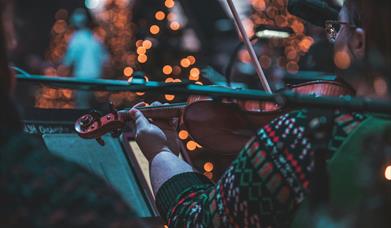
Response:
[63,7,108,108]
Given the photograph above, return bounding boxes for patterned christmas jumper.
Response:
[155,109,366,227]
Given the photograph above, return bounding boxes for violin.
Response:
[75,80,353,154]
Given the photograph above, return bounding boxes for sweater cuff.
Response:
[155,172,213,220]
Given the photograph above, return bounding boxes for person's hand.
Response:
[149,101,181,156]
[129,106,171,162]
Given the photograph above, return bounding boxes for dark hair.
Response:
[344,0,391,76]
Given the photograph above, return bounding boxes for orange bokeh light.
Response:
[150,25,160,35]
[165,94,175,101]
[137,46,146,55]
[123,67,134,77]
[135,39,143,47]
[189,68,200,81]
[155,11,166,21]
[178,130,189,140]
[180,58,191,68]
[186,140,197,151]
[165,77,174,83]
[142,40,153,49]
[170,22,181,31]
[165,0,175,8]
[138,54,148,63]
[163,65,173,75]
[187,55,196,65]
[203,162,214,172]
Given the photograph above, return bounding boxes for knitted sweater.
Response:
[155,109,366,227]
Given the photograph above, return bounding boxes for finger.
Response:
[129,108,150,129]
[151,101,162,106]
[133,101,147,109]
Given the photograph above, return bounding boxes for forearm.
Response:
[150,151,194,194]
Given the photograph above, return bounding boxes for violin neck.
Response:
[119,102,187,120]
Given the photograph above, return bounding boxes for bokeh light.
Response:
[203,162,214,172]
[385,165,391,181]
[123,67,134,77]
[163,65,173,75]
[178,130,189,140]
[155,11,166,21]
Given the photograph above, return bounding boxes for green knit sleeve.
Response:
[155,172,213,219]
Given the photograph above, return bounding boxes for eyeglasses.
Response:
[325,20,357,42]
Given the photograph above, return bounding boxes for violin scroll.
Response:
[75,109,126,145]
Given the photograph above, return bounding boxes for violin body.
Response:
[183,81,354,155]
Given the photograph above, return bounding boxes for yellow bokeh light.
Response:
[165,94,175,101]
[170,21,181,31]
[123,67,134,77]
[150,25,160,35]
[178,130,189,140]
[137,46,146,55]
[385,165,391,181]
[186,141,197,151]
[155,11,166,21]
[180,58,191,68]
[165,0,175,8]
[138,54,148,63]
[203,162,214,172]
[142,40,153,49]
[163,65,173,75]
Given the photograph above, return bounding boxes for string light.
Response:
[165,77,174,83]
[123,67,134,77]
[187,55,196,65]
[186,141,197,151]
[165,94,175,101]
[163,65,173,75]
[180,58,191,68]
[169,21,181,31]
[150,25,160,35]
[203,162,214,172]
[136,46,147,55]
[178,130,189,140]
[138,54,148,63]
[189,68,200,81]
[135,40,143,47]
[155,11,166,21]
[164,0,175,8]
[142,40,153,49]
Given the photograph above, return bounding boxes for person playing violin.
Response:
[129,0,391,227]
[0,1,144,226]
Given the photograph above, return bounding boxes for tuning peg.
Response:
[96,137,105,146]
[88,110,102,121]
